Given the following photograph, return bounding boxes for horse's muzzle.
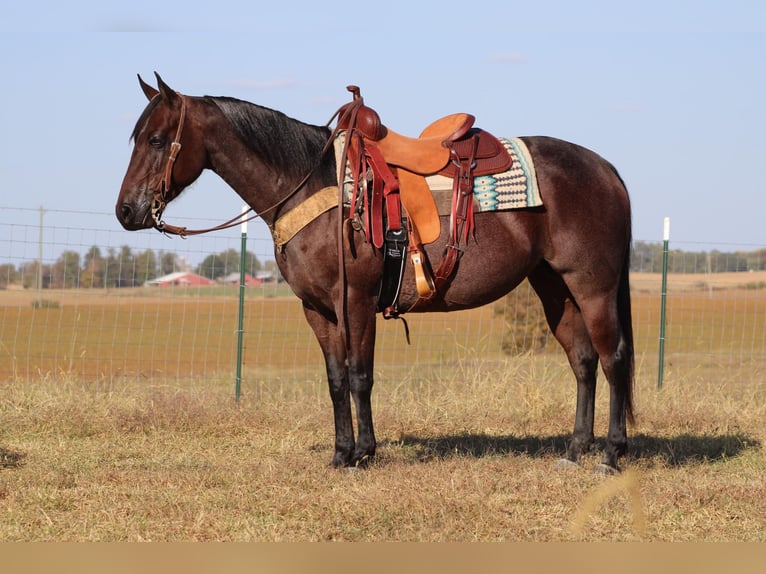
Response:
[116,201,152,231]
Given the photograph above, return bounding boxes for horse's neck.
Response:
[204,106,331,224]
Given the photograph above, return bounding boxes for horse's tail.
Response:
[608,163,635,426]
[620,228,636,427]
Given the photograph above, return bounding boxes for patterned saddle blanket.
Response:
[424,137,542,214]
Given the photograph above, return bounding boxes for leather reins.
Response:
[147,88,375,351]
[149,91,358,238]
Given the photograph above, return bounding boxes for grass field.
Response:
[0,272,764,540]
[2,271,764,382]
[0,363,763,541]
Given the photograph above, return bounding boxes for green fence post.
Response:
[657,217,670,390]
[235,206,248,403]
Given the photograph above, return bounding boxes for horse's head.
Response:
[116,73,207,231]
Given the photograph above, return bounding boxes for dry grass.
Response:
[1,356,764,541]
[631,270,766,292]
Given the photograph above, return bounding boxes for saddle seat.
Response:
[375,113,476,175]
[337,87,476,174]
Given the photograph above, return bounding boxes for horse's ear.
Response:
[138,74,159,101]
[154,72,179,106]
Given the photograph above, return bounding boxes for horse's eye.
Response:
[148,134,164,148]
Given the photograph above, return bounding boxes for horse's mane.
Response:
[207,96,332,179]
[131,95,333,181]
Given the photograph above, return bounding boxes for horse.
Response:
[117,73,635,474]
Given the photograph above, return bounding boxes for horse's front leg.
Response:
[303,304,355,467]
[347,302,378,467]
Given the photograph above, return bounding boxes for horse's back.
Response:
[522,135,631,259]
[396,135,631,311]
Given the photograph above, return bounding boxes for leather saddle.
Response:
[337,86,511,244]
[336,86,512,308]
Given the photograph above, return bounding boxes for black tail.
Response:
[619,240,636,426]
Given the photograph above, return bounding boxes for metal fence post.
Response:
[657,217,670,390]
[235,206,248,403]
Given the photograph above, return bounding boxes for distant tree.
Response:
[117,246,136,287]
[630,241,664,273]
[196,249,261,279]
[19,261,39,289]
[752,249,766,271]
[134,249,158,285]
[0,263,20,288]
[80,246,105,288]
[50,251,81,288]
[197,253,227,279]
[159,251,179,275]
[102,245,137,288]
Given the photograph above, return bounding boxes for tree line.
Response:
[1,241,764,290]
[0,246,267,289]
[631,242,765,274]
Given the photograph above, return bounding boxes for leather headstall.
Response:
[151,92,187,232]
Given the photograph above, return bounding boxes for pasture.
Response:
[0,273,764,541]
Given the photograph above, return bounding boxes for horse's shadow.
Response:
[387,432,760,467]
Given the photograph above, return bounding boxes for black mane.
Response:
[207,96,333,180]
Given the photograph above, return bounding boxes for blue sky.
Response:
[1,0,764,255]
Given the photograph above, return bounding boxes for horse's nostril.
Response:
[119,204,133,222]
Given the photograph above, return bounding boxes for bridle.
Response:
[149,92,265,237]
[150,93,187,232]
[148,90,359,238]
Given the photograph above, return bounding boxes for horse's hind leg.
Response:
[529,265,599,466]
[575,297,632,473]
[558,267,634,474]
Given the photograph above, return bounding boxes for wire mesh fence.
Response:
[1,207,764,390]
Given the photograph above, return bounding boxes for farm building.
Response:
[219,272,262,286]
[144,271,214,287]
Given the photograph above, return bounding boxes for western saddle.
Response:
[335,86,512,315]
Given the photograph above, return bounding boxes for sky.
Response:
[1,0,764,259]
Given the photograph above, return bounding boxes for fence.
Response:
[1,207,764,391]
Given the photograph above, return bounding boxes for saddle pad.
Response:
[335,134,542,213]
[426,137,542,213]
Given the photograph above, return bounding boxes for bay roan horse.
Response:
[117,74,635,474]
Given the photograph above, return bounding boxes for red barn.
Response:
[144,272,215,287]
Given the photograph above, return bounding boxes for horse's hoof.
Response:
[554,458,580,471]
[331,453,352,468]
[594,463,620,476]
[352,454,372,469]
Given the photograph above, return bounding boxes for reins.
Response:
[150,88,367,352]
[150,91,360,238]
